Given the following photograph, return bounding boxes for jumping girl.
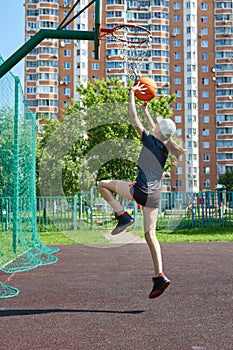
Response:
[98,82,185,299]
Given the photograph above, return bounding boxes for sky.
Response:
[0,0,25,80]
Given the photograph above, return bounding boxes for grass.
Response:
[147,226,233,243]
[39,226,233,245]
[39,229,110,245]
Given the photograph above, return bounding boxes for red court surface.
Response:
[0,242,232,350]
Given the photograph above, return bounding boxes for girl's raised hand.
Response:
[130,81,147,94]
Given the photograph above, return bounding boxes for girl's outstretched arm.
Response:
[139,101,156,134]
[129,82,147,137]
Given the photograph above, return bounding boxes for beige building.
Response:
[24,0,233,191]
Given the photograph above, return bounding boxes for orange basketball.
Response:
[134,77,157,101]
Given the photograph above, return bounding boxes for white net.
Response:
[107,25,152,81]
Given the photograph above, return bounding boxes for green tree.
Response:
[0,107,14,197]
[36,78,177,196]
[65,78,177,180]
[218,171,233,191]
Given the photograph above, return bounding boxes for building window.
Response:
[203,141,210,148]
[64,101,70,108]
[27,100,37,107]
[202,115,209,123]
[64,62,71,69]
[188,103,197,110]
[176,180,182,188]
[203,154,210,161]
[202,78,209,85]
[92,63,99,70]
[202,90,209,98]
[174,65,181,72]
[187,90,197,97]
[176,128,182,137]
[187,77,196,84]
[26,87,36,94]
[174,15,181,22]
[175,103,182,110]
[64,50,71,57]
[201,28,208,36]
[174,77,182,84]
[187,180,192,187]
[174,52,181,59]
[174,40,181,47]
[26,74,37,81]
[173,27,181,35]
[203,167,210,174]
[175,115,182,123]
[187,65,196,72]
[64,0,71,6]
[92,76,99,82]
[202,103,209,110]
[64,75,70,83]
[175,90,182,97]
[202,128,210,136]
[201,16,208,23]
[201,40,208,48]
[27,22,37,30]
[201,3,208,10]
[203,179,211,188]
[174,2,180,9]
[176,167,182,174]
[186,27,193,34]
[64,88,71,97]
[202,53,208,60]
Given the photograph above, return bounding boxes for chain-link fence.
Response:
[29,189,233,232]
[0,55,58,299]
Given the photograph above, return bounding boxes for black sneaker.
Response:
[149,274,171,299]
[111,212,134,235]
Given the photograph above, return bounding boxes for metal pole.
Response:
[94,0,101,59]
[12,77,20,253]
[0,29,96,78]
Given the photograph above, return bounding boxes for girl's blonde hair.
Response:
[165,137,186,160]
[153,126,186,160]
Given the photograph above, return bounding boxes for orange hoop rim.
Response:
[100,24,152,44]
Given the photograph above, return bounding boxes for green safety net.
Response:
[0,55,59,299]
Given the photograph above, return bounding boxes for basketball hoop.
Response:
[100,24,152,81]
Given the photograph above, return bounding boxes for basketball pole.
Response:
[0,0,102,79]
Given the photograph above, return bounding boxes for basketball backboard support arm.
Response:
[58,0,97,30]
[94,0,102,60]
[0,0,102,79]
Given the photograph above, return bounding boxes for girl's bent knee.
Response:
[98,180,105,191]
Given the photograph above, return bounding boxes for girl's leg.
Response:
[142,207,162,275]
[98,180,133,215]
[98,180,134,234]
[142,206,171,298]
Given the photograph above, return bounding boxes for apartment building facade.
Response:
[24,0,233,191]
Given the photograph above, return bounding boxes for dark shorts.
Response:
[129,184,161,208]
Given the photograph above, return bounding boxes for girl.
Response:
[98,82,185,298]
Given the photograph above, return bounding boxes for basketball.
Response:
[134,77,157,101]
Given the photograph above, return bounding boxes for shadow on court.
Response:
[0,242,232,350]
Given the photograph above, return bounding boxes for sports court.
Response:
[0,2,232,349]
[0,241,232,350]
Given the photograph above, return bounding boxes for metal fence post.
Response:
[73,195,77,230]
[90,187,93,230]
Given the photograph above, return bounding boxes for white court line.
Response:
[6,272,17,282]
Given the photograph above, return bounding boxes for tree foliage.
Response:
[36,78,177,196]
[0,107,14,197]
[218,171,233,191]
